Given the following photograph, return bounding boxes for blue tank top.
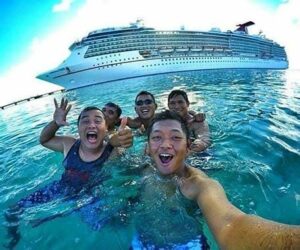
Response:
[61,140,114,190]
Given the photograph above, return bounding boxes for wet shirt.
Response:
[61,140,114,191]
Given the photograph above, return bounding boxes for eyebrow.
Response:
[80,114,103,120]
[152,129,182,133]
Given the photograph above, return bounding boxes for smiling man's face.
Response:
[135,94,156,120]
[78,109,107,150]
[148,119,188,176]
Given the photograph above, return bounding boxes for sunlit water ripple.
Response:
[0,69,299,249]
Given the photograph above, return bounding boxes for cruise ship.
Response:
[37,20,288,89]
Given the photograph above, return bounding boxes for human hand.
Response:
[137,124,146,135]
[116,117,133,148]
[189,139,207,152]
[193,113,206,123]
[53,98,72,127]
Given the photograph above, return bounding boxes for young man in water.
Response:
[131,109,209,249]
[4,98,133,249]
[102,102,122,134]
[168,89,210,152]
[127,90,206,134]
[127,91,157,132]
[146,110,300,249]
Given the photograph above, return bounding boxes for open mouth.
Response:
[159,153,173,164]
[86,131,97,143]
[141,108,149,114]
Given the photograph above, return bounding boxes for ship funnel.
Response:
[235,21,255,34]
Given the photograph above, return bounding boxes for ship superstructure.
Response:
[37,20,288,89]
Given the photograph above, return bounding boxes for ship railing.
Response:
[175,47,189,52]
[159,47,174,53]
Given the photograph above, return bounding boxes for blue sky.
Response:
[0,0,299,106]
[0,0,84,74]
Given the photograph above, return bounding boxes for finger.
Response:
[121,143,132,148]
[118,117,128,131]
[118,128,132,136]
[118,136,133,144]
[60,97,64,108]
[118,138,133,147]
[62,98,68,110]
[66,104,72,115]
[119,142,132,148]
[54,98,58,109]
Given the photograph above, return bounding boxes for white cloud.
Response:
[53,0,73,12]
[1,0,300,107]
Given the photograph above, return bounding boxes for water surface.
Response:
[1,69,299,249]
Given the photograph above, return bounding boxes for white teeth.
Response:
[87,131,96,135]
[160,153,172,157]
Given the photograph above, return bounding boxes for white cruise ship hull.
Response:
[37,21,288,89]
[38,50,288,90]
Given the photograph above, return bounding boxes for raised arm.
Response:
[39,98,75,154]
[179,167,300,249]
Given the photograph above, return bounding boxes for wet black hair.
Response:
[77,106,103,125]
[135,91,156,104]
[104,102,122,117]
[147,110,190,140]
[168,90,190,105]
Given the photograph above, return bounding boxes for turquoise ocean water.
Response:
[0,69,300,249]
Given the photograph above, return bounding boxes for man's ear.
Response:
[145,142,150,155]
[154,103,158,110]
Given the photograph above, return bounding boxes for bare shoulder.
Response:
[61,136,77,155]
[186,166,209,179]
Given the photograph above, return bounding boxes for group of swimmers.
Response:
[4,90,300,249]
[103,90,211,153]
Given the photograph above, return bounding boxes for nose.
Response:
[88,121,97,128]
[174,102,181,109]
[160,138,173,148]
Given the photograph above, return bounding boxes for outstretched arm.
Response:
[126,116,142,129]
[179,167,300,249]
[39,98,75,154]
